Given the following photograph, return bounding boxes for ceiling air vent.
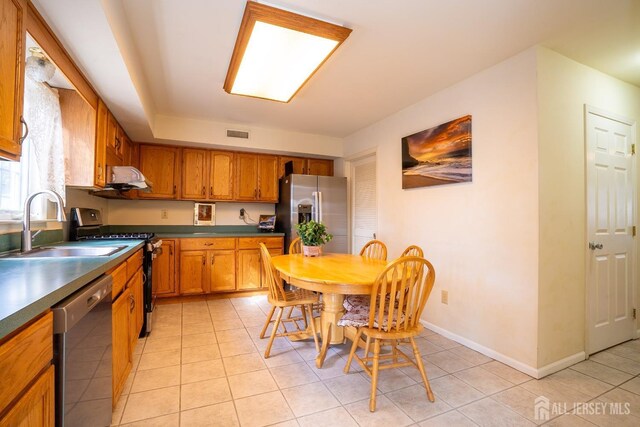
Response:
[226,129,250,139]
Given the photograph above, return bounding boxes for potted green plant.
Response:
[295,220,333,257]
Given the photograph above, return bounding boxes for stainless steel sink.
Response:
[4,245,126,259]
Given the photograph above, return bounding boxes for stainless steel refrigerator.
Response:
[276,174,348,253]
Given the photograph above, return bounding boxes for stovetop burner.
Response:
[80,232,156,241]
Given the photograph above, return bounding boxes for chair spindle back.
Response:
[368,256,435,333]
[401,245,424,258]
[259,243,288,302]
[360,239,388,261]
[289,237,302,254]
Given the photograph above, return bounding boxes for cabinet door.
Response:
[278,156,307,178]
[307,159,333,176]
[209,250,236,292]
[181,148,208,200]
[179,250,207,294]
[257,155,278,201]
[128,268,143,351]
[106,112,118,156]
[235,153,258,200]
[209,151,234,200]
[0,0,26,161]
[237,249,261,290]
[94,99,108,187]
[112,288,132,402]
[0,365,54,427]
[138,145,179,199]
[152,240,176,297]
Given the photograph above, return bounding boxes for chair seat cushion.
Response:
[337,299,404,330]
[343,295,369,312]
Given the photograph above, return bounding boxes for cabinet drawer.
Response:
[109,262,128,298]
[0,312,53,412]
[238,236,283,249]
[180,238,236,250]
[126,249,143,280]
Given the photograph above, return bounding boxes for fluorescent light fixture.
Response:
[224,1,352,103]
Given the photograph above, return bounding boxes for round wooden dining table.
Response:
[270,253,388,368]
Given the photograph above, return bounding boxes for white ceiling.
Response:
[32,0,640,143]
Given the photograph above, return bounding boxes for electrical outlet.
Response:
[160,209,168,219]
[441,290,448,305]
[239,208,245,219]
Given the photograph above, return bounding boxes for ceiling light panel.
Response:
[224,1,352,103]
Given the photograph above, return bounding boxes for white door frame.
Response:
[584,104,638,355]
[344,148,378,255]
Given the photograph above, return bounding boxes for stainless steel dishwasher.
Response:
[52,275,113,427]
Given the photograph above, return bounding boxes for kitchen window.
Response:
[0,72,66,222]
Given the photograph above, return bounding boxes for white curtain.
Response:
[23,75,65,214]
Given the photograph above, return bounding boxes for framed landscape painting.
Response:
[401,115,472,189]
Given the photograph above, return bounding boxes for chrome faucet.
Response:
[22,190,67,252]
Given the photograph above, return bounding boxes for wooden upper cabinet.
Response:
[0,0,27,161]
[138,145,179,199]
[307,159,333,176]
[258,155,278,201]
[59,88,96,187]
[181,148,208,200]
[94,99,108,187]
[278,156,334,178]
[235,152,259,200]
[278,156,307,177]
[209,151,234,200]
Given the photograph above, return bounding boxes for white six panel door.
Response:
[586,108,636,354]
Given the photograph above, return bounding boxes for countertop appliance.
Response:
[69,207,161,336]
[276,174,348,253]
[52,274,113,427]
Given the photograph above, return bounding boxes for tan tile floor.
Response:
[111,296,640,426]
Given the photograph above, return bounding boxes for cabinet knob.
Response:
[173,185,177,194]
[210,186,213,196]
[202,186,205,196]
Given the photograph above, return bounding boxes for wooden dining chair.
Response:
[288,237,302,254]
[258,243,320,358]
[339,256,436,412]
[360,239,388,261]
[286,236,323,318]
[401,245,424,258]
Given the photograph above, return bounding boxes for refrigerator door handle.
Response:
[318,191,323,223]
[312,191,319,221]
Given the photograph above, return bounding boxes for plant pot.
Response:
[302,245,322,257]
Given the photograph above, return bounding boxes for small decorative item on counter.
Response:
[295,220,333,257]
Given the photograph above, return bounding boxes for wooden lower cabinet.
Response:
[237,249,262,290]
[180,250,208,294]
[209,250,236,292]
[177,237,282,295]
[129,268,144,351]
[0,365,54,427]
[153,239,177,297]
[0,311,53,426]
[112,287,132,403]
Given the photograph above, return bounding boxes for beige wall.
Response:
[107,199,274,226]
[536,47,640,367]
[343,49,541,369]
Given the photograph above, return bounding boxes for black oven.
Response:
[69,207,161,336]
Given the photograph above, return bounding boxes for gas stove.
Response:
[69,207,161,337]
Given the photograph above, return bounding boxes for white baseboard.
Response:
[420,320,586,379]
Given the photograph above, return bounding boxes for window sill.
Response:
[0,221,62,234]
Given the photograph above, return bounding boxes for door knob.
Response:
[589,242,603,250]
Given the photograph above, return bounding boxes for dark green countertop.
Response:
[0,240,144,340]
[156,232,284,238]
